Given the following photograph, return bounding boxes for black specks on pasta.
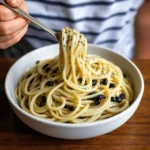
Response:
[116,96,122,103]
[30,78,34,84]
[46,67,51,72]
[116,93,125,103]
[43,64,49,69]
[47,81,54,86]
[53,68,59,74]
[96,94,106,99]
[39,96,46,107]
[95,98,101,105]
[101,78,108,85]
[65,121,71,123]
[26,74,31,78]
[93,94,106,105]
[111,93,125,103]
[109,83,116,88]
[89,92,95,95]
[92,80,97,86]
[78,78,82,83]
[120,93,125,99]
[65,105,75,111]
[79,116,86,119]
[111,97,116,102]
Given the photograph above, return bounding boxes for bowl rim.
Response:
[5,44,144,128]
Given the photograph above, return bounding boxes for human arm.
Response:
[0,0,28,49]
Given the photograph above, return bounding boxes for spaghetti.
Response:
[15,27,134,123]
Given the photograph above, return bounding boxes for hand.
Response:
[0,0,29,49]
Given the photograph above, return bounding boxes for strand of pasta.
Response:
[15,27,134,123]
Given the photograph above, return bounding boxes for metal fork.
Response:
[0,0,59,41]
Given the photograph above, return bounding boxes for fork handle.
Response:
[0,0,59,41]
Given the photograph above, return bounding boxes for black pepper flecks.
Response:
[78,78,82,83]
[79,116,86,119]
[111,97,116,102]
[53,68,59,74]
[45,67,51,73]
[35,84,39,88]
[92,80,97,86]
[111,93,125,103]
[109,83,116,88]
[30,78,34,84]
[120,93,125,99]
[89,92,95,95]
[95,98,101,105]
[116,96,122,103]
[88,96,96,101]
[65,105,75,111]
[101,78,108,85]
[96,94,106,99]
[43,64,49,69]
[39,96,46,107]
[26,74,31,78]
[89,94,106,105]
[47,81,54,86]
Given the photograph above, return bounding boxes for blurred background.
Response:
[0,0,150,59]
[135,0,150,59]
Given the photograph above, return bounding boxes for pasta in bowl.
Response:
[5,27,144,139]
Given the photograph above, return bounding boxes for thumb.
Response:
[6,0,24,7]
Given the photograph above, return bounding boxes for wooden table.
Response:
[0,58,150,150]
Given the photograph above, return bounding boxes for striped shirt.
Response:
[25,0,143,59]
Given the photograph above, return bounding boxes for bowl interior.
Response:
[5,44,143,118]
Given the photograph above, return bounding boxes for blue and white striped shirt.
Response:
[25,0,143,59]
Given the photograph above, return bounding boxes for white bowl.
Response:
[5,44,144,139]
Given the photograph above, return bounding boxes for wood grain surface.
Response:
[0,58,150,150]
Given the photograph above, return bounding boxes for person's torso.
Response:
[25,0,143,59]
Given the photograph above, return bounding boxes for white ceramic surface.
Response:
[5,44,144,139]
